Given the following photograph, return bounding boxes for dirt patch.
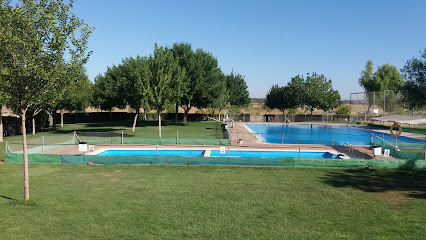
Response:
[374,190,412,206]
[98,170,121,177]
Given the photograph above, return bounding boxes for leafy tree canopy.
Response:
[303,73,340,114]
[226,72,250,107]
[336,104,350,115]
[401,49,426,108]
[359,60,403,91]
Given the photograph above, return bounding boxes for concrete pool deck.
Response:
[43,142,383,160]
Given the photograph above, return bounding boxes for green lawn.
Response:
[1,164,425,239]
[0,120,226,160]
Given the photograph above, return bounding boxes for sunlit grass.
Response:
[0,164,425,239]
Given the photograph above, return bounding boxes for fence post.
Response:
[383,90,386,115]
[121,130,124,145]
[42,136,45,153]
[373,91,375,118]
[228,144,230,158]
[349,93,352,122]
[395,137,397,149]
[299,145,301,159]
[424,138,426,160]
[176,130,179,145]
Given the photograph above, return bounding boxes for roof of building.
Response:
[371,115,426,125]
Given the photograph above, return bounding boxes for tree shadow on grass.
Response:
[0,195,18,201]
[320,168,426,199]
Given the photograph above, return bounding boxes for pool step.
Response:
[204,150,211,157]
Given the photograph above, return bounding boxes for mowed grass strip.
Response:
[0,163,425,239]
[0,120,226,160]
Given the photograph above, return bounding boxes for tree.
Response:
[172,45,223,122]
[303,73,340,116]
[359,60,403,113]
[266,85,289,115]
[149,44,184,137]
[336,104,350,116]
[93,65,127,119]
[59,66,93,126]
[224,72,250,113]
[206,72,227,120]
[0,88,9,142]
[172,43,194,124]
[120,56,152,131]
[401,49,426,108]
[0,0,92,201]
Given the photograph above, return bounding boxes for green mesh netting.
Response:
[372,142,426,160]
[5,153,426,169]
[5,153,61,163]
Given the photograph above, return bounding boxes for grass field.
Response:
[1,163,425,239]
[0,120,226,161]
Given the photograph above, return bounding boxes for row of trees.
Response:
[265,73,341,116]
[359,49,426,109]
[93,43,250,133]
[265,49,425,118]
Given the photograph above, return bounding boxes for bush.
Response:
[288,108,297,115]
[336,104,350,115]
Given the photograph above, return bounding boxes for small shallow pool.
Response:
[97,149,341,159]
[97,150,205,157]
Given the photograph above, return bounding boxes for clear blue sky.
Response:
[73,0,426,100]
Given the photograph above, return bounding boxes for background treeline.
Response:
[264,49,426,117]
[92,42,250,131]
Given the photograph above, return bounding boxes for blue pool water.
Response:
[98,150,205,157]
[97,149,340,159]
[244,124,424,145]
[210,150,340,158]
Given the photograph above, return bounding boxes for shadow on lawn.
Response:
[0,195,17,201]
[50,120,186,133]
[321,169,426,199]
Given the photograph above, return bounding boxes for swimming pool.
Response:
[97,150,205,157]
[97,149,341,159]
[244,124,424,145]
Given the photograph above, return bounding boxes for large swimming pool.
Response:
[244,124,424,145]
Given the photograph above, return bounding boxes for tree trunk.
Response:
[158,114,162,138]
[143,108,147,121]
[175,103,179,125]
[51,111,57,131]
[60,110,64,127]
[132,108,139,132]
[22,109,29,201]
[0,110,3,143]
[183,106,190,123]
[218,109,221,121]
[32,117,36,135]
